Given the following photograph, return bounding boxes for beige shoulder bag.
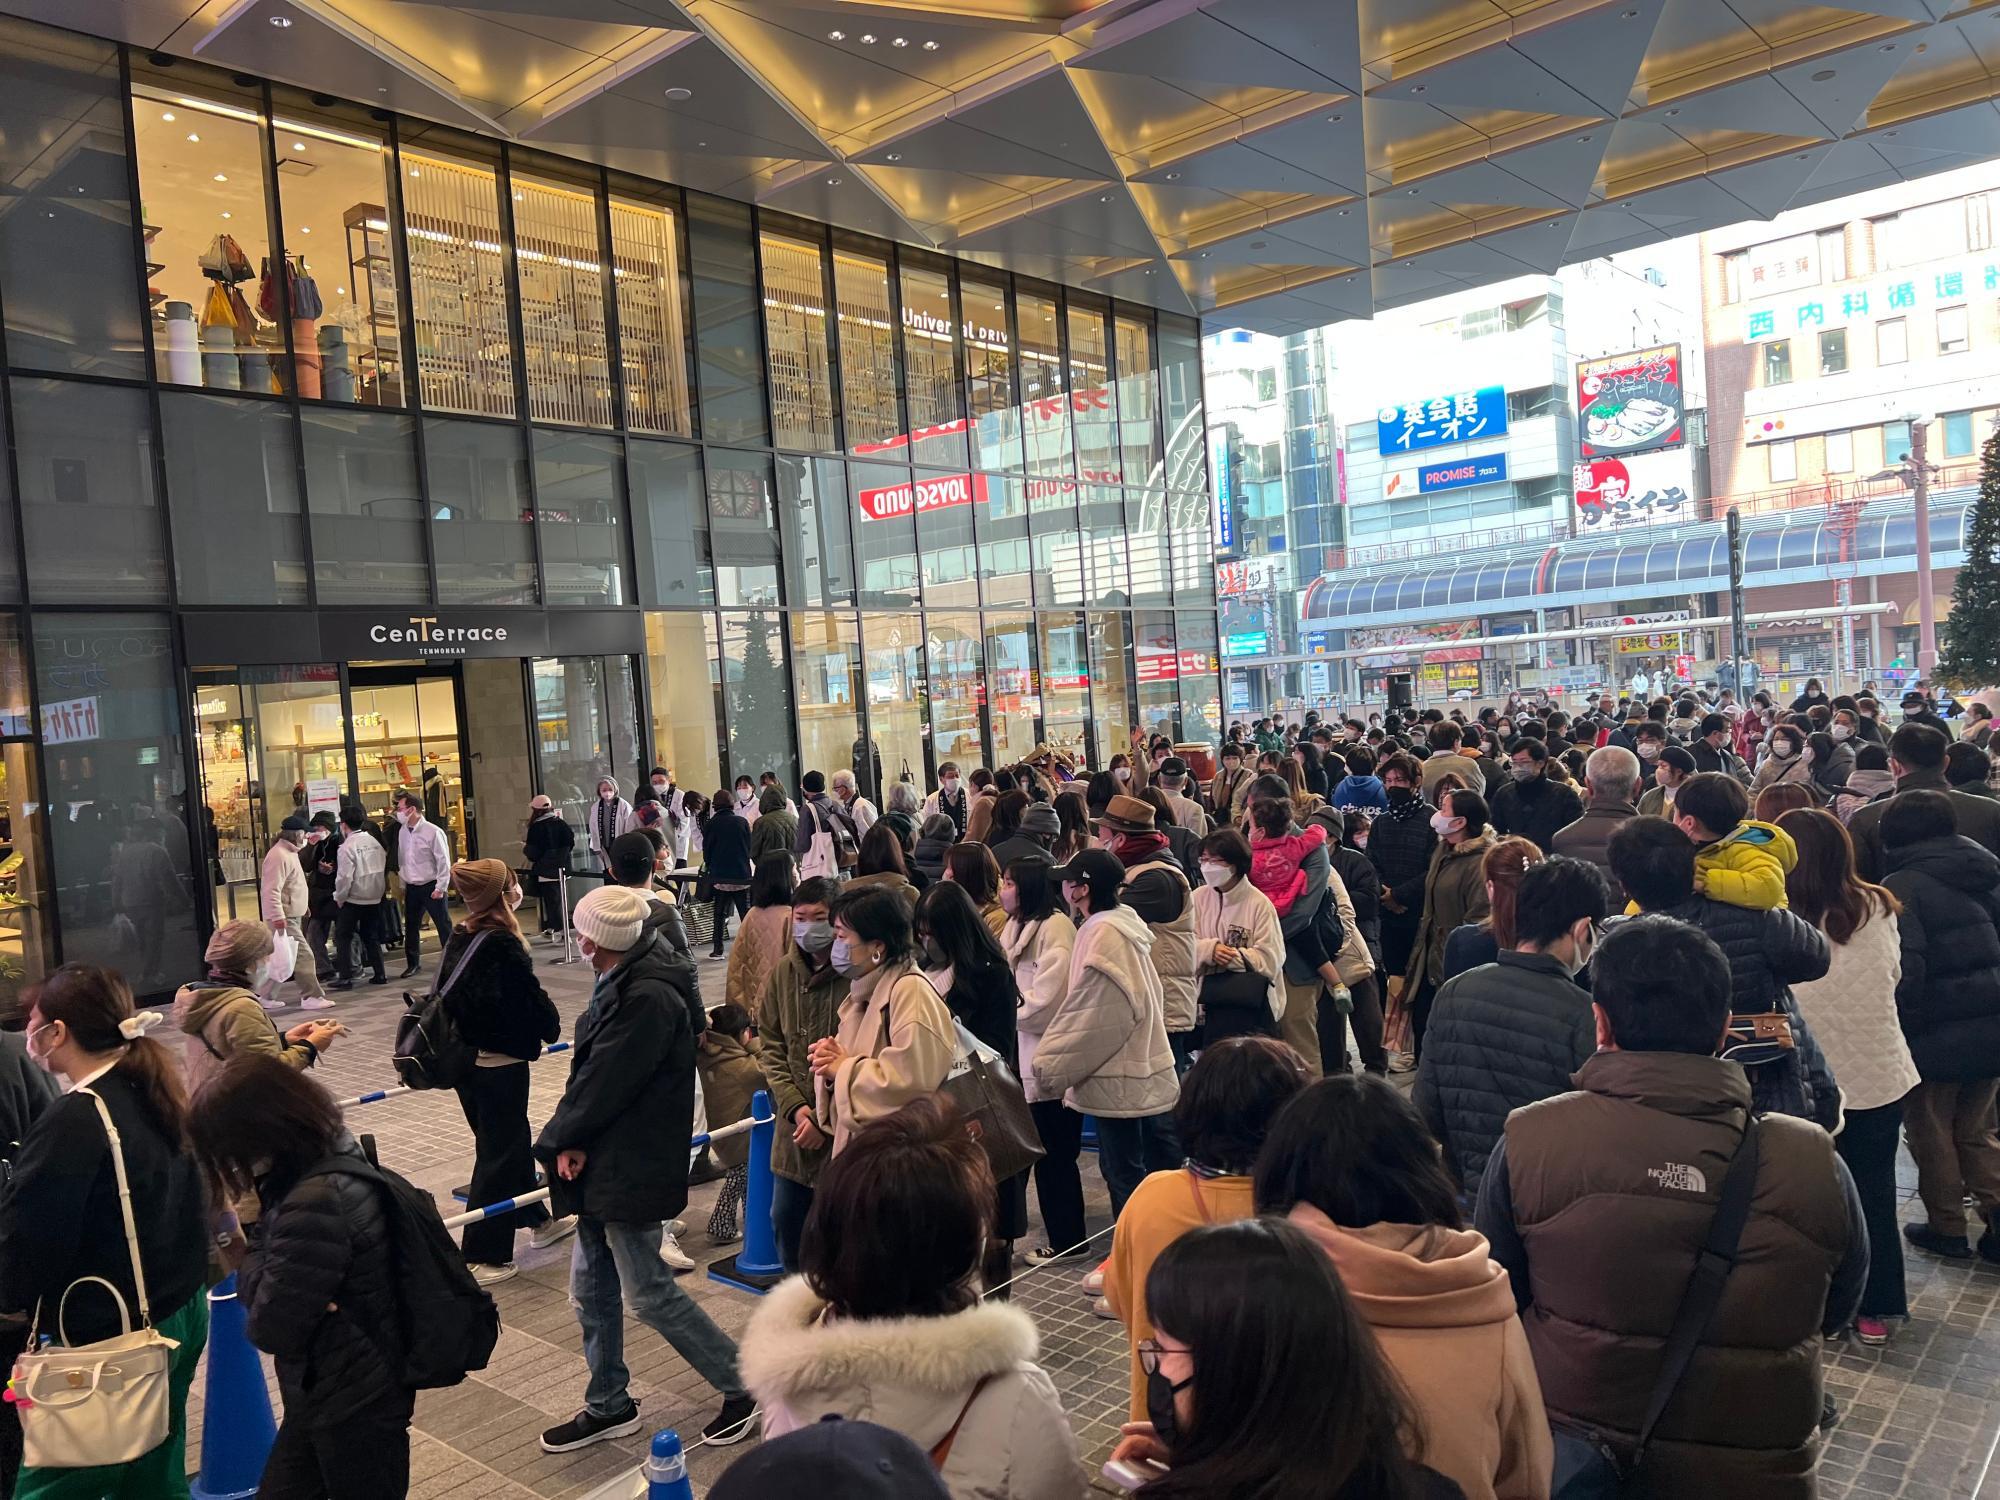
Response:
[13,1087,180,1469]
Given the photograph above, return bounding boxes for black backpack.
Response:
[391,932,489,1090]
[303,1154,500,1389]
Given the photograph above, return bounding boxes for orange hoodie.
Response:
[1289,1204,1552,1500]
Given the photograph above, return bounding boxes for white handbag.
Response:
[12,1088,180,1470]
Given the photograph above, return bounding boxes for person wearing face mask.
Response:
[522,793,577,943]
[645,766,693,868]
[329,802,389,991]
[1370,753,1439,992]
[393,790,455,981]
[1000,859,1084,1266]
[0,967,211,1500]
[1636,743,1695,821]
[535,885,756,1454]
[755,877,847,1272]
[729,776,759,824]
[726,853,798,1018]
[584,777,637,880]
[737,1098,1079,1500]
[702,790,756,959]
[921,762,970,840]
[258,814,329,1011]
[300,811,341,983]
[1630,722,1669,790]
[807,885,955,1159]
[1190,828,1286,1045]
[1209,741,1254,825]
[175,920,339,1110]
[1396,790,1495,1070]
[1413,858,1611,1199]
[440,859,567,1285]
[1487,737,1583,854]
[1751,725,1816,800]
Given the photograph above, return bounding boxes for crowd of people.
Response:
[0,676,1993,1498]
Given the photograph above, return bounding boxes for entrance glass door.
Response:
[531,656,640,862]
[347,671,468,859]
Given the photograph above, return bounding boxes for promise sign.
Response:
[855,471,990,521]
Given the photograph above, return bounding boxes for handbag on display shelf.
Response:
[198,232,254,285]
[11,1088,181,1470]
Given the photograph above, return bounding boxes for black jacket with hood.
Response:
[1883,833,2000,1082]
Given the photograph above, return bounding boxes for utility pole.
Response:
[1912,418,1939,673]
[1727,507,1748,695]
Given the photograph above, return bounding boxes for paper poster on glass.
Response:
[1576,344,1684,458]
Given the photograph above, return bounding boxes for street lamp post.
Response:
[1911,419,1939,674]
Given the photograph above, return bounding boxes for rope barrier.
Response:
[337,1041,572,1108]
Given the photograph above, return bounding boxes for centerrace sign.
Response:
[369,618,510,653]
[319,610,552,662]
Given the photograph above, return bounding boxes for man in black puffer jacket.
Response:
[1880,791,2000,1261]
[1414,857,1609,1196]
[1367,752,1437,982]
[1608,817,1841,1131]
[1488,735,1585,854]
[534,886,756,1454]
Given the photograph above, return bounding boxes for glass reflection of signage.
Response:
[41,695,100,746]
[1046,670,1089,690]
[1375,386,1507,455]
[855,471,990,521]
[1136,650,1215,683]
[1223,631,1268,657]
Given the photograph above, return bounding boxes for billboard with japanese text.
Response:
[1576,344,1684,458]
[1742,257,1991,344]
[1375,386,1507,456]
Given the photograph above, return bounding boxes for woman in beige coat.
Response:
[1256,1074,1552,1500]
[808,883,955,1156]
[1400,788,1495,1065]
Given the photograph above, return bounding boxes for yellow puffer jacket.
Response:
[1695,819,1797,910]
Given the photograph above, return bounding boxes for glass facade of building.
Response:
[0,15,1216,999]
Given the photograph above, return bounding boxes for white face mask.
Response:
[599,787,617,801]
[941,776,959,794]
[1638,743,1661,760]
[652,781,669,795]
[507,885,524,911]
[1772,741,1797,760]
[1198,861,1232,889]
[1832,724,1852,741]
[736,788,754,805]
[1113,766,1131,783]
[1430,811,1461,838]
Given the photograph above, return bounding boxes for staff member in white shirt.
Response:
[393,789,455,979]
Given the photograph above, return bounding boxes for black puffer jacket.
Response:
[440,927,560,1061]
[1331,843,1382,966]
[1488,772,1585,854]
[1367,797,1437,911]
[1413,949,1593,1196]
[242,1138,413,1430]
[1640,897,1840,1129]
[701,810,753,884]
[535,929,703,1224]
[522,811,575,879]
[1883,834,2000,1082]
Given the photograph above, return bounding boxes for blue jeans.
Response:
[771,1174,814,1275]
[1094,1111,1181,1220]
[572,1216,743,1417]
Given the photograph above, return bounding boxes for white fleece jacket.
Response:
[1192,875,1285,1020]
[740,1276,1082,1500]
[1003,912,1076,1105]
[1033,904,1178,1119]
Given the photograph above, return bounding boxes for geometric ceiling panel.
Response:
[33,0,2000,327]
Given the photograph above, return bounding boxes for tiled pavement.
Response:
[185,923,2000,1498]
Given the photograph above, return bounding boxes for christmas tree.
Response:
[727,611,791,782]
[1940,428,2000,690]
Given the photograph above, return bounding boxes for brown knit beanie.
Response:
[205,919,273,975]
[453,858,511,913]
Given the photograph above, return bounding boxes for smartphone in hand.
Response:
[1102,1457,1168,1491]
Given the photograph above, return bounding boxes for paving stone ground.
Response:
[181,915,2000,1498]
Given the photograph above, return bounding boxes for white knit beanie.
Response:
[572,885,648,952]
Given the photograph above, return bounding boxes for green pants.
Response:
[15,1290,209,1500]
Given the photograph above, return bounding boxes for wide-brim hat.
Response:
[1092,793,1156,833]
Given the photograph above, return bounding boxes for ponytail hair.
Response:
[28,965,188,1144]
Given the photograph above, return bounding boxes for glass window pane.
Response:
[835,248,900,454]
[777,455,852,608]
[1177,613,1220,747]
[916,468,979,605]
[708,449,779,605]
[1115,315,1159,484]
[513,168,614,428]
[1129,486,1173,607]
[1019,289,1071,481]
[985,611,1036,764]
[611,192,693,437]
[161,391,307,605]
[426,418,535,604]
[1089,611,1135,766]
[926,610,984,769]
[0,405,27,606]
[1158,314,1205,494]
[791,612,861,791]
[900,263,965,468]
[36,612,200,990]
[1135,610,1179,741]
[721,611,796,788]
[980,473,1031,607]
[1171,494,1214,604]
[963,273,1020,472]
[863,612,927,793]
[0,726,53,1014]
[534,430,628,607]
[532,656,640,845]
[0,21,145,377]
[14,378,167,603]
[1069,304,1116,480]
[1081,483,1128,607]
[1031,473,1082,609]
[852,461,920,608]
[271,99,403,406]
[1037,611,1089,763]
[403,146,516,418]
[628,438,711,607]
[299,407,427,602]
[688,195,769,446]
[762,230,835,451]
[645,611,721,803]
[131,77,287,393]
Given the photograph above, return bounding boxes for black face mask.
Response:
[1385,785,1416,806]
[1146,1366,1191,1448]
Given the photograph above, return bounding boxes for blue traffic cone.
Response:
[708,1090,785,1294]
[645,1428,695,1500]
[190,1274,277,1500]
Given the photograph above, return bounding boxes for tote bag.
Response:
[940,1022,1045,1182]
[13,1089,180,1470]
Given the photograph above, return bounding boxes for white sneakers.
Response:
[661,1234,696,1273]
[530,1215,578,1251]
[1079,1266,1105,1294]
[300,995,337,1012]
[470,1262,518,1287]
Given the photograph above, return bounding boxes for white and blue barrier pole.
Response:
[707,1089,785,1295]
[339,1041,572,1110]
[189,1274,278,1500]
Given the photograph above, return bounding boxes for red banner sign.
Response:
[855,470,991,521]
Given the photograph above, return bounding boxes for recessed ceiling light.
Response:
[1410,84,1427,94]
[826,175,842,185]
[1884,129,1900,138]
[859,33,876,44]
[1576,134,1592,143]
[1811,68,1837,82]
[300,225,310,233]
[1621,7,1638,15]
[664,86,691,100]
[1337,208,1350,216]
[1164,171,1181,180]
[1664,107,1680,116]
[291,140,306,151]
[213,172,228,182]
[1404,259,1415,267]
[269,13,292,26]
[885,152,902,161]
[161,111,176,122]
[1249,240,1267,249]
[221,211,232,218]
[827,28,844,39]
[922,39,939,50]
[891,36,908,47]
[1406,187,1418,195]
[1099,193,1112,202]
[1796,152,1810,160]
[1143,267,1154,274]
[186,132,200,142]
[1328,113,1343,123]
[1879,43,1895,51]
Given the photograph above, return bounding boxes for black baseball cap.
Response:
[1048,847,1122,888]
[709,1418,949,1500]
